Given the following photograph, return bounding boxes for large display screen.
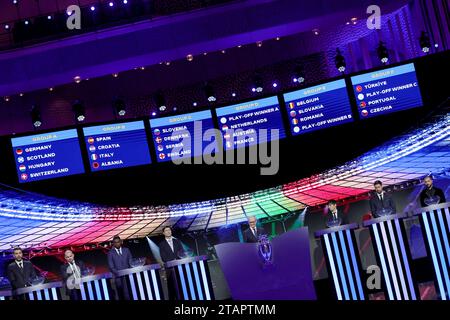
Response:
[351,63,423,119]
[215,96,286,150]
[83,120,151,171]
[11,129,85,183]
[283,79,353,135]
[149,110,215,162]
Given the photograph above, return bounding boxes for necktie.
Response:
[253,228,257,237]
[18,262,23,269]
[379,194,383,201]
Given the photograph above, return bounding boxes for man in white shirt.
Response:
[325,200,348,227]
[6,247,37,299]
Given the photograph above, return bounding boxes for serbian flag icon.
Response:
[16,148,23,155]
[20,173,28,181]
[87,137,95,144]
[19,164,26,172]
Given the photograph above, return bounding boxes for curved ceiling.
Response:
[0,110,448,250]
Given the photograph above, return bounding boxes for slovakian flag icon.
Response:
[16,148,23,155]
[87,137,95,144]
[289,110,296,117]
[361,109,369,117]
[19,164,26,172]
[20,173,28,181]
[92,162,99,169]
[91,154,98,161]
[159,153,166,160]
[153,129,161,136]
[289,102,295,109]
[360,101,367,108]
[155,137,162,144]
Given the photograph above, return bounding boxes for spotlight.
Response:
[74,76,81,83]
[192,102,197,107]
[151,111,157,117]
[377,41,389,64]
[256,41,263,47]
[123,0,128,3]
[293,65,305,83]
[5,24,10,30]
[251,75,263,93]
[4,96,10,102]
[272,82,278,88]
[113,98,126,116]
[154,91,166,111]
[186,54,194,62]
[90,6,95,11]
[204,83,216,102]
[47,15,52,20]
[112,73,119,78]
[13,0,18,4]
[334,48,346,73]
[312,28,319,35]
[109,2,114,7]
[31,105,42,128]
[72,100,85,122]
[24,20,29,25]
[231,92,237,97]
[419,31,431,53]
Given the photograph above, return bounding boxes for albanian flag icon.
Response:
[92,162,100,169]
[356,85,363,92]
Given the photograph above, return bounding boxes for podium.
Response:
[413,202,450,300]
[0,289,12,300]
[315,223,366,300]
[114,264,164,300]
[214,228,316,300]
[164,255,214,300]
[78,274,112,300]
[363,213,418,300]
[14,282,63,300]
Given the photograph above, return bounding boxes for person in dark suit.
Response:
[420,175,446,207]
[6,247,37,299]
[325,200,348,227]
[243,216,266,243]
[107,235,133,300]
[158,226,185,263]
[60,249,86,301]
[369,180,397,218]
[158,226,185,300]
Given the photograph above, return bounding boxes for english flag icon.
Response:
[159,153,166,160]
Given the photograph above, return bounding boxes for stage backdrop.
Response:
[215,228,316,300]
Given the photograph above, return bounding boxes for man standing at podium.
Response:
[158,226,185,300]
[61,249,86,301]
[107,235,133,300]
[159,226,184,262]
[6,247,37,300]
[325,200,348,226]
[243,216,267,243]
[369,180,397,218]
[419,176,446,207]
